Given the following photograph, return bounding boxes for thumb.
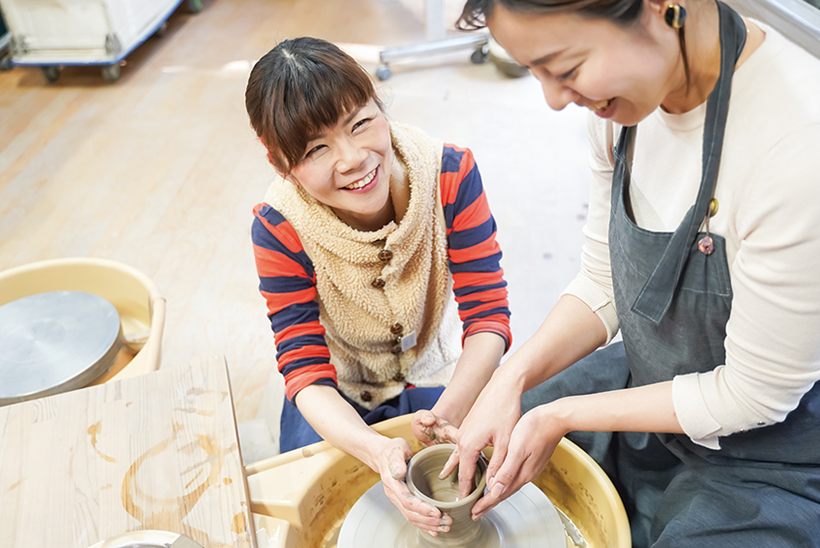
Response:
[419,410,437,427]
[386,442,412,480]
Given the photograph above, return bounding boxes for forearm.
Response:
[493,294,608,395]
[542,381,683,436]
[295,384,386,471]
[432,332,506,426]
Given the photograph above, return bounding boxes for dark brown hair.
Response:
[458,0,644,29]
[245,37,381,175]
[458,0,690,91]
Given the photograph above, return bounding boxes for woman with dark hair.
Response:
[246,37,511,535]
[446,0,820,545]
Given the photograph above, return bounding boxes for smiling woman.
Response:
[244,37,512,538]
[286,98,395,232]
[448,0,820,546]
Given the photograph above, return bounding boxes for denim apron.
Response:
[523,3,820,545]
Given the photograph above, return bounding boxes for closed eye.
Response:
[352,117,372,131]
[304,144,325,159]
[556,65,579,83]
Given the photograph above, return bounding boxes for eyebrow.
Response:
[343,104,365,126]
[304,103,367,146]
[528,49,567,68]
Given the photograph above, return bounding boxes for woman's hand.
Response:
[440,371,524,501]
[412,409,459,446]
[375,436,453,536]
[469,404,566,518]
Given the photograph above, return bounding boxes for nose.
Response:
[335,135,367,173]
[540,78,580,111]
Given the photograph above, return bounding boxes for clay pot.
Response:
[405,444,488,547]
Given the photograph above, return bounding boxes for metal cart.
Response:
[0,0,202,83]
[0,9,10,71]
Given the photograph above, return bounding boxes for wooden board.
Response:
[0,355,255,548]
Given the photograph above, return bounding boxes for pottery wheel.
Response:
[338,480,565,548]
[0,291,122,406]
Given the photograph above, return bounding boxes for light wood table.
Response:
[0,356,255,548]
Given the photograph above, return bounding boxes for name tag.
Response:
[401,331,417,352]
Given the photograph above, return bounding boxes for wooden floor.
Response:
[0,0,592,462]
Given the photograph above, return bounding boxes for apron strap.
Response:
[630,1,747,324]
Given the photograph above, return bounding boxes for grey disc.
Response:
[338,480,565,548]
[0,291,122,406]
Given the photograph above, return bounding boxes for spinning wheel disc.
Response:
[339,480,565,548]
[0,291,122,406]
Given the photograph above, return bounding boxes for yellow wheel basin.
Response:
[0,258,165,385]
[246,415,630,548]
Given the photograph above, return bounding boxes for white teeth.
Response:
[345,169,376,190]
[592,99,612,112]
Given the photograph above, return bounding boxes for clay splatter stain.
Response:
[174,407,216,417]
[232,511,247,535]
[121,423,228,537]
[185,467,206,489]
[100,484,113,490]
[7,480,22,492]
[87,421,117,463]
[223,478,233,485]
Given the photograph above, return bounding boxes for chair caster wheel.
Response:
[42,66,60,82]
[375,65,392,81]
[471,48,489,64]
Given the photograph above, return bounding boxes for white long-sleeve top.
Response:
[564,23,820,449]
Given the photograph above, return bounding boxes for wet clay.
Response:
[404,444,499,547]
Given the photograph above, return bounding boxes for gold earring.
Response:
[664,3,687,29]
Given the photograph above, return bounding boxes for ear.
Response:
[645,0,672,19]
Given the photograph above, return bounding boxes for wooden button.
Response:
[392,372,404,382]
[390,344,402,354]
[390,323,403,334]
[360,390,373,402]
[378,249,393,261]
[371,278,385,289]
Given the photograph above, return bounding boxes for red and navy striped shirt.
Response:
[252,145,511,401]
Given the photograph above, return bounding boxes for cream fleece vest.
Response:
[264,122,461,409]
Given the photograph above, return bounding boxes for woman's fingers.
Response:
[412,410,437,443]
[378,437,453,534]
[483,436,509,495]
[471,449,528,519]
[439,445,460,479]
[456,445,482,498]
[434,421,459,445]
[382,475,451,534]
[412,409,457,447]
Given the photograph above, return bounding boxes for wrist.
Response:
[429,400,461,428]
[536,399,573,438]
[351,431,391,472]
[489,362,527,395]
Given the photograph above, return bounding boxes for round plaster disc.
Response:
[0,291,122,406]
[338,480,565,548]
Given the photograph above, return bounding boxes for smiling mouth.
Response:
[590,99,613,112]
[344,168,377,190]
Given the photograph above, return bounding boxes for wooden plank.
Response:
[0,356,255,548]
